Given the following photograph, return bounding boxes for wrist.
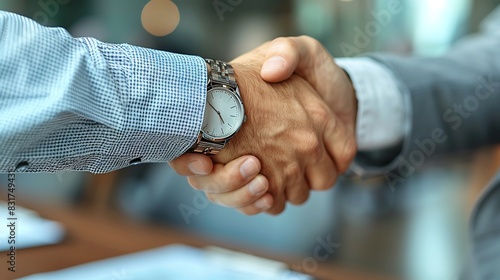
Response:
[213,60,262,163]
[230,61,258,125]
[336,57,405,151]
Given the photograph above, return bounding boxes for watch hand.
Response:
[208,102,219,114]
[208,102,225,124]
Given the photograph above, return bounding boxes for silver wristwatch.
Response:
[190,59,246,155]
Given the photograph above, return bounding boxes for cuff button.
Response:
[129,158,142,165]
[15,161,29,172]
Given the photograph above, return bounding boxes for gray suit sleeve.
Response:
[352,7,500,181]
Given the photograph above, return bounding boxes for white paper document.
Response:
[21,244,314,280]
[0,202,65,251]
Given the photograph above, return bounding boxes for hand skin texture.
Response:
[169,36,357,215]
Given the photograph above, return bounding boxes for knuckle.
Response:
[300,35,323,52]
[287,163,301,175]
[272,37,297,52]
[308,135,322,161]
[325,116,338,134]
[234,192,255,208]
[298,35,313,41]
[205,180,220,193]
[298,35,315,44]
[233,164,251,186]
[298,130,322,161]
[312,104,331,125]
[285,162,302,183]
[213,167,234,193]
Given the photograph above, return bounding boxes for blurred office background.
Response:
[1,0,500,279]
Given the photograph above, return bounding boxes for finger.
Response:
[285,183,310,206]
[323,116,357,174]
[260,165,292,215]
[206,175,269,208]
[169,153,213,176]
[282,164,309,205]
[265,180,287,215]
[237,193,274,215]
[305,150,338,191]
[187,156,261,194]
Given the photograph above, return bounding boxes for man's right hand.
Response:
[260,36,358,138]
[170,37,358,215]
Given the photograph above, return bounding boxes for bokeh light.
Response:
[141,0,180,37]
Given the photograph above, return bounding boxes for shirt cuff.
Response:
[336,57,405,151]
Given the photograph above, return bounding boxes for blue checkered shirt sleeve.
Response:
[0,11,207,173]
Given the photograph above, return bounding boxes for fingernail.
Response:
[248,178,267,196]
[262,56,286,73]
[188,161,208,175]
[240,158,259,179]
[254,197,271,210]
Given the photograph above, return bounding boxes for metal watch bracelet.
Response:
[189,59,239,155]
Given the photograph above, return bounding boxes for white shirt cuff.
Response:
[336,57,405,151]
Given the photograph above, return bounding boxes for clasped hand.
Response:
[170,36,357,215]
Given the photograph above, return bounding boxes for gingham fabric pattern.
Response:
[0,11,207,173]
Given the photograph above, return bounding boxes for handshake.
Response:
[170,36,358,215]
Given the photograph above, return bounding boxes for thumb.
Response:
[260,36,317,83]
[261,38,301,83]
[169,153,214,176]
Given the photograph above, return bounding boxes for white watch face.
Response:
[202,88,244,140]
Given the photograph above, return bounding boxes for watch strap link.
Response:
[190,135,226,155]
[206,58,237,89]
